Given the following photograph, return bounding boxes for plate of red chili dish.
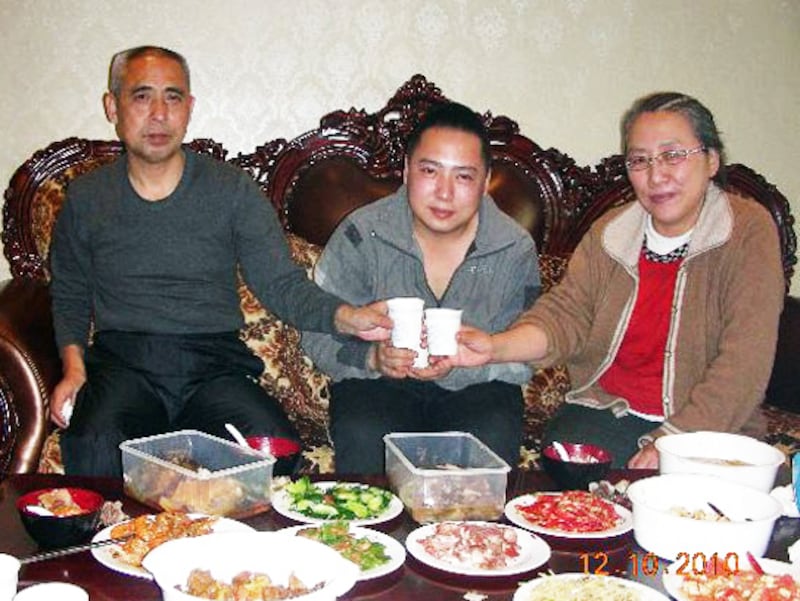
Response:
[504,490,633,539]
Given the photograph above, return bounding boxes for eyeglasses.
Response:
[625,146,706,171]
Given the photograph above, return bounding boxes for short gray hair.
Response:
[620,92,726,186]
[108,46,190,97]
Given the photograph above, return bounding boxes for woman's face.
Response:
[626,111,719,237]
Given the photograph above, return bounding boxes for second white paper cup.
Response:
[424,308,463,356]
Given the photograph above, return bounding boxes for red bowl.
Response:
[245,436,302,476]
[16,487,104,548]
[542,443,613,491]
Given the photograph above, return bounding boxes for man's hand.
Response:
[410,356,452,381]
[50,345,86,428]
[370,340,418,379]
[627,442,660,469]
[334,301,392,341]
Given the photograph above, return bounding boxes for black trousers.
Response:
[60,331,297,477]
[330,378,523,474]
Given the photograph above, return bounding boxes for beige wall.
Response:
[2,0,799,293]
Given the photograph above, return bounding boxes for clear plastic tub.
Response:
[383,431,510,523]
[120,430,275,518]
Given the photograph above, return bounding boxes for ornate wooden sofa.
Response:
[2,75,798,475]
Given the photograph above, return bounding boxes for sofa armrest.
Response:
[765,295,800,414]
[0,278,61,473]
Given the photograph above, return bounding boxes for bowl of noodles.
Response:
[655,431,785,492]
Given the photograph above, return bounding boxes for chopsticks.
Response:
[20,535,131,565]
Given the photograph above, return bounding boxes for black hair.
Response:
[406,102,491,170]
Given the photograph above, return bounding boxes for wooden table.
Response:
[2,470,798,600]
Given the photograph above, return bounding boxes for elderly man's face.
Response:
[104,52,194,168]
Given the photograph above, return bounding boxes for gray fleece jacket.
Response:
[301,185,541,389]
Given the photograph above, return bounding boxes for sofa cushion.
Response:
[239,233,333,447]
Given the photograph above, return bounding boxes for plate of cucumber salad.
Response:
[273,477,403,525]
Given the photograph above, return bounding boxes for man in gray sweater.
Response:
[302,103,540,473]
[49,46,390,477]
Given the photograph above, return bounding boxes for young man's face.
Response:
[404,126,490,239]
[103,52,194,167]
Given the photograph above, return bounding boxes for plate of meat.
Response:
[405,521,550,577]
[504,491,633,539]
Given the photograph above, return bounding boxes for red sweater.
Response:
[598,253,681,418]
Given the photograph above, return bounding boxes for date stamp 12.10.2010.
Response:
[580,551,743,579]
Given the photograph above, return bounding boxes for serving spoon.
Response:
[551,440,572,462]
[224,423,249,448]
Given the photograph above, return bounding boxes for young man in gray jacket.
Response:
[302,102,541,473]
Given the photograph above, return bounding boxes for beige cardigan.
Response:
[516,184,785,440]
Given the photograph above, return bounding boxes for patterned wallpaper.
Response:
[1,0,799,292]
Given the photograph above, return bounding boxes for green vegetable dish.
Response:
[283,477,395,520]
[296,522,391,571]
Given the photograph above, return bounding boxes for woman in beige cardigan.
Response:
[444,92,784,469]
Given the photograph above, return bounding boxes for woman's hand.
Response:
[627,442,660,469]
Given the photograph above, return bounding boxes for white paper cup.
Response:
[0,554,19,601]
[424,308,462,356]
[13,582,88,601]
[387,297,424,350]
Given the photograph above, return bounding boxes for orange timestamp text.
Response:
[580,551,742,578]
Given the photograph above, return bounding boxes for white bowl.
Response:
[656,431,784,492]
[627,473,782,561]
[141,531,360,601]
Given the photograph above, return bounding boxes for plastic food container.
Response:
[627,473,781,561]
[383,432,510,523]
[656,431,785,492]
[120,430,275,518]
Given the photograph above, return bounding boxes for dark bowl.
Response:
[541,443,613,491]
[16,487,104,549]
[245,436,302,476]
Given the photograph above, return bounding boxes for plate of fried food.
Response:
[91,511,254,578]
[505,490,633,539]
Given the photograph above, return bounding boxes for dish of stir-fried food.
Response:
[181,569,324,600]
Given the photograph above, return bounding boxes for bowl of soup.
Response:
[655,431,785,492]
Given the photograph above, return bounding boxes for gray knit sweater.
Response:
[50,151,342,349]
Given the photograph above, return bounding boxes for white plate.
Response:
[405,521,551,577]
[504,492,633,539]
[277,524,406,580]
[662,556,800,601]
[91,514,255,579]
[513,573,669,600]
[271,480,403,526]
